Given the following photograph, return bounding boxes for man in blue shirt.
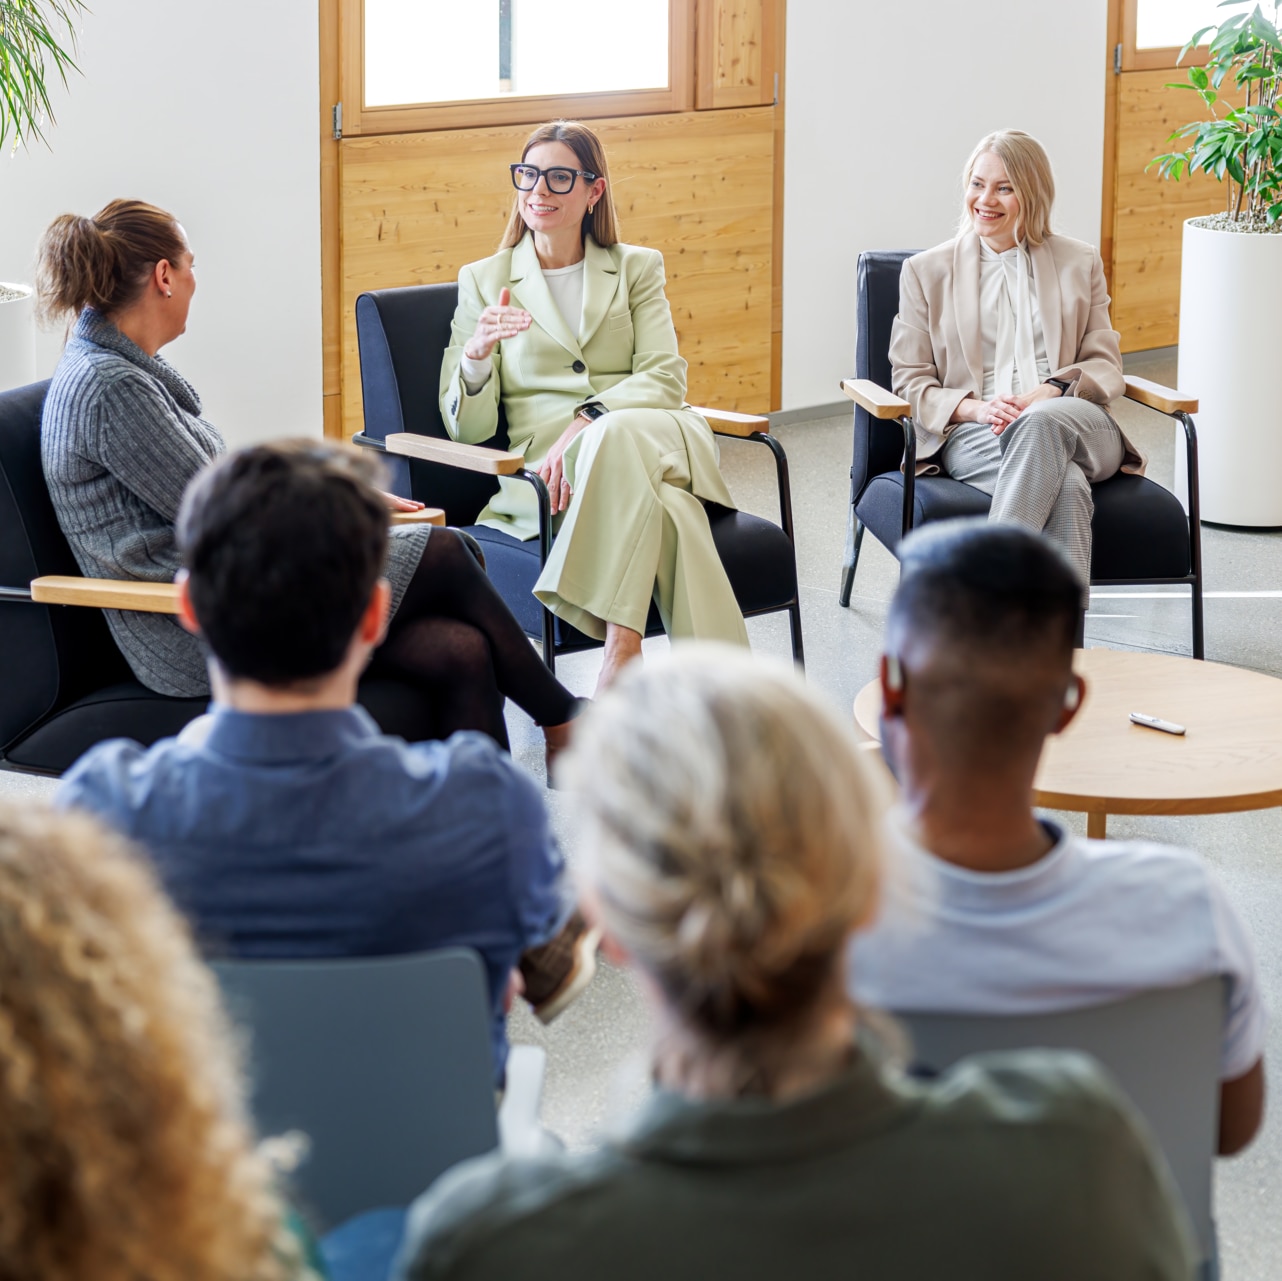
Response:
[58,441,595,1081]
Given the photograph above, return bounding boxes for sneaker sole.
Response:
[533,925,602,1024]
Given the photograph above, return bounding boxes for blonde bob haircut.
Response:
[960,129,1056,247]
[0,804,306,1281]
[499,119,620,251]
[560,646,884,1096]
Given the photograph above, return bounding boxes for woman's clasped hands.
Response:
[464,286,533,362]
[967,381,1064,435]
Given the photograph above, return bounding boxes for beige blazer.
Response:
[888,231,1143,475]
[440,235,733,538]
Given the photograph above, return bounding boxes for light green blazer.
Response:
[440,235,735,539]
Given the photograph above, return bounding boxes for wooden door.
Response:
[1103,0,1238,351]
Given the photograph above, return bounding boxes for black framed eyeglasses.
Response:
[510,163,598,194]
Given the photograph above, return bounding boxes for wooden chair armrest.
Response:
[841,379,912,420]
[384,433,525,476]
[388,507,446,526]
[31,576,180,614]
[690,405,771,438]
[1123,375,1198,415]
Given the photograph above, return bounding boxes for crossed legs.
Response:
[941,398,1125,593]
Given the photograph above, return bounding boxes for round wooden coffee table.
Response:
[852,648,1282,838]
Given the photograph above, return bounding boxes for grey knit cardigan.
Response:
[41,310,427,698]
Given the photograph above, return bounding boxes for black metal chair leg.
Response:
[839,515,865,608]
[1191,582,1205,661]
[788,599,805,669]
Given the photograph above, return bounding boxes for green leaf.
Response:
[0,0,90,152]
[1191,65,1210,89]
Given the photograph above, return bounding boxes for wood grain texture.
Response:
[853,648,1282,827]
[841,378,910,419]
[338,108,775,434]
[388,507,445,525]
[32,576,180,614]
[695,404,770,436]
[1111,69,1242,351]
[1124,374,1198,415]
[696,0,776,109]
[385,434,526,475]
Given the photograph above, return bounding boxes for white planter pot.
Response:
[1178,220,1282,526]
[0,283,37,393]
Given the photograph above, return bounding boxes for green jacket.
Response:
[440,235,735,539]
[395,1045,1195,1281]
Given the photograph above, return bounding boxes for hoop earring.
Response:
[587,202,595,215]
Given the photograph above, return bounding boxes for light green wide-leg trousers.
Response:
[533,408,750,646]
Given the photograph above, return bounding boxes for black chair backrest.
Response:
[852,250,918,500]
[0,380,131,751]
[213,947,500,1230]
[356,284,512,525]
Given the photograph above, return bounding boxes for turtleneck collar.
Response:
[72,308,203,417]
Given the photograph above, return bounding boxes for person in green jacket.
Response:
[441,120,749,692]
[394,646,1197,1281]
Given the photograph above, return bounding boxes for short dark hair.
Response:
[889,520,1080,659]
[176,442,389,686]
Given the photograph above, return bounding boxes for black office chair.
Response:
[0,380,445,774]
[353,283,803,672]
[838,251,1205,659]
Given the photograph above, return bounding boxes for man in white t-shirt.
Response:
[851,520,1266,1155]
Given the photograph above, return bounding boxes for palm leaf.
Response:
[0,0,89,151]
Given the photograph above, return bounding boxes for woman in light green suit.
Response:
[441,120,748,691]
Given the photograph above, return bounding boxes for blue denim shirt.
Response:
[58,705,565,1079]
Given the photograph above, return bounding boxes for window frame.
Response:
[338,0,695,136]
[1119,0,1213,72]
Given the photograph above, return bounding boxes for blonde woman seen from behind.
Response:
[0,804,316,1281]
[394,647,1196,1281]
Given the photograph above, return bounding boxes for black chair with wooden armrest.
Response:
[838,250,1205,659]
[352,282,803,673]
[0,380,445,775]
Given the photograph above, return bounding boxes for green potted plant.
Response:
[0,0,87,391]
[1150,1,1282,525]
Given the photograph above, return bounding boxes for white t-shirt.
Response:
[850,817,1265,1080]
[461,261,585,395]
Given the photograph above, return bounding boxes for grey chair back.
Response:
[213,948,500,1230]
[899,977,1224,1269]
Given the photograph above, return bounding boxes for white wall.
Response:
[0,0,321,449]
[782,0,1111,412]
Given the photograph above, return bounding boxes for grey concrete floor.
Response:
[4,351,1281,1275]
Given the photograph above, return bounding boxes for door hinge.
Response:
[773,72,779,106]
[1113,42,1123,75]
[332,102,343,140]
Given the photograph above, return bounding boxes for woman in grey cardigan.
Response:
[36,200,578,756]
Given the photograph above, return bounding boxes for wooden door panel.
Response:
[1111,68,1240,350]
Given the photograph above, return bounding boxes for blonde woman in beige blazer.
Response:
[889,129,1143,594]
[441,121,748,691]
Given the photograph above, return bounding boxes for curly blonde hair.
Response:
[561,646,884,1095]
[0,803,304,1281]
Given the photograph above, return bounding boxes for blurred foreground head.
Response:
[561,645,884,1095]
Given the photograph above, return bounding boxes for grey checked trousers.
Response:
[940,398,1125,593]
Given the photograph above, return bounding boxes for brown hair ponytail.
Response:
[36,199,186,325]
